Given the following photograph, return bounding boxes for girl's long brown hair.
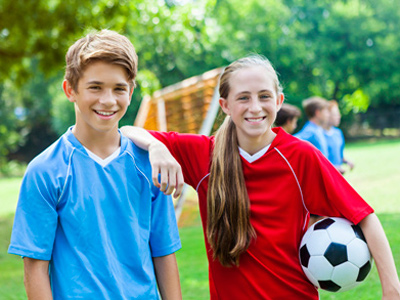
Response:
[207,55,282,266]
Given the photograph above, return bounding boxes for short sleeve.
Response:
[148,131,213,188]
[339,129,345,161]
[8,162,59,260]
[149,188,181,257]
[299,145,373,225]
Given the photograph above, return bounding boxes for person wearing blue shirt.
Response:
[294,96,330,158]
[324,100,354,174]
[8,30,182,300]
[274,103,301,134]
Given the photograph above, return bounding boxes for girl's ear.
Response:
[63,80,76,103]
[219,98,230,115]
[276,93,284,110]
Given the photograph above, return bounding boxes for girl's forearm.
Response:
[359,213,400,298]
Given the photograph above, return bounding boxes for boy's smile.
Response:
[63,61,133,139]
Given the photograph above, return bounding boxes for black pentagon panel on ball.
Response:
[351,224,366,242]
[314,218,335,230]
[299,245,311,268]
[319,280,341,292]
[357,261,372,281]
[324,243,348,266]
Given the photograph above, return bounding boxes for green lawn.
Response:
[1,139,400,299]
[343,139,400,213]
[0,177,22,216]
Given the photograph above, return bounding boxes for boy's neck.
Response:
[72,126,121,159]
[309,119,322,127]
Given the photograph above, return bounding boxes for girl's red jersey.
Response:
[150,127,373,300]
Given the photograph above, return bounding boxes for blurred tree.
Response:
[0,82,21,167]
[1,0,400,165]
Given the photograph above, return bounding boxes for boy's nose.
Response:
[99,89,117,105]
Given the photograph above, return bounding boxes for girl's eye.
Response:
[238,96,248,101]
[260,94,271,99]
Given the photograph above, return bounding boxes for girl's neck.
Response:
[238,130,276,156]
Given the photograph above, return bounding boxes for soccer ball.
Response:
[299,217,373,292]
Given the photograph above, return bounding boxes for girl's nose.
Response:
[249,97,262,113]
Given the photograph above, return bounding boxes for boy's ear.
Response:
[129,87,134,102]
[219,98,230,115]
[63,80,76,103]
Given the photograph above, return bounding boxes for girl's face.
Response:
[219,66,284,153]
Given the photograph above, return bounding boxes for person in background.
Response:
[274,103,301,134]
[8,30,182,300]
[324,100,355,174]
[294,96,330,158]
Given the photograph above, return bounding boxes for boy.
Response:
[324,100,355,174]
[8,30,182,300]
[294,96,330,157]
[274,103,301,134]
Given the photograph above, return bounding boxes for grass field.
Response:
[1,139,399,299]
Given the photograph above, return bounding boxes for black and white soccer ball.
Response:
[299,217,373,292]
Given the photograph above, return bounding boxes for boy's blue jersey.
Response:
[325,126,345,166]
[294,121,329,158]
[8,128,181,299]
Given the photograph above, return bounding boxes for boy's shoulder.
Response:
[121,133,150,160]
[122,134,152,171]
[27,129,77,175]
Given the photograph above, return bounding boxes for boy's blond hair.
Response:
[64,29,138,92]
[302,96,329,119]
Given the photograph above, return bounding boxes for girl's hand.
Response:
[148,141,184,198]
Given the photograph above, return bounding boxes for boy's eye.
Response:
[89,86,101,90]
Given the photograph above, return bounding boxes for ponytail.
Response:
[206,54,282,266]
[207,116,256,266]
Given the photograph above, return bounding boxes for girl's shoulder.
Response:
[150,131,214,153]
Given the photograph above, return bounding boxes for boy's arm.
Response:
[153,253,182,300]
[23,257,53,300]
[343,157,355,170]
[120,126,184,198]
[359,213,400,299]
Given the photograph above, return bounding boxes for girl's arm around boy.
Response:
[121,126,184,197]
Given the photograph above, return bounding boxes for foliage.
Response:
[1,0,400,163]
[0,82,21,166]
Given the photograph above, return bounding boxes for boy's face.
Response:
[315,107,330,127]
[329,106,341,127]
[63,61,133,136]
[286,117,298,134]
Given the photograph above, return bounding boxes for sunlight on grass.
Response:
[344,139,400,213]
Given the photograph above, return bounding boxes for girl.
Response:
[122,55,400,299]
